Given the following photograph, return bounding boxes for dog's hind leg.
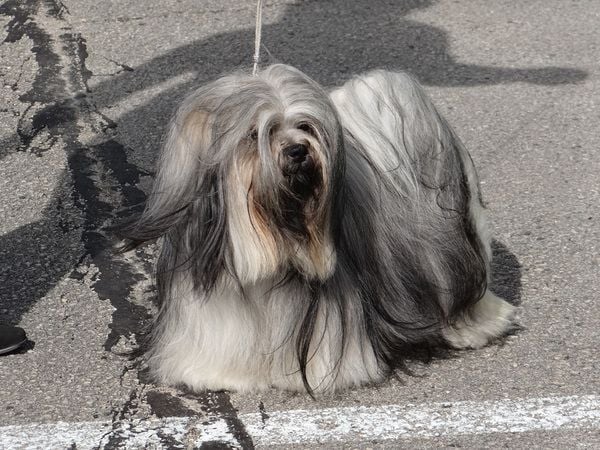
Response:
[442,289,516,349]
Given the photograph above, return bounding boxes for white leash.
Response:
[252,0,264,75]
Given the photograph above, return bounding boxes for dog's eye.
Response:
[248,129,258,141]
[298,123,316,137]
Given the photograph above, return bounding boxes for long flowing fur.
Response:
[118,64,515,394]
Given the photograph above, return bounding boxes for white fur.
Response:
[443,290,516,349]
[148,276,382,393]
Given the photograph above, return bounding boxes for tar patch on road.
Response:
[146,390,198,418]
[183,388,256,449]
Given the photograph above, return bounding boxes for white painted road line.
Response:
[1,395,599,448]
[245,394,600,446]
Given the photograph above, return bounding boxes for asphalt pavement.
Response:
[0,0,599,448]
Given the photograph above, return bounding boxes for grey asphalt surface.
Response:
[0,0,598,448]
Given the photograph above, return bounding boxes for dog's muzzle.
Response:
[282,144,315,175]
[281,143,319,199]
[276,143,321,235]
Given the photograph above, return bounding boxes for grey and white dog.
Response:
[119,64,515,394]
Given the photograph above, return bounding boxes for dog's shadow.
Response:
[489,240,522,307]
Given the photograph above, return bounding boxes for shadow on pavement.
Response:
[491,240,522,306]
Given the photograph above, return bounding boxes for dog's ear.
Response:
[176,168,228,292]
[117,108,228,291]
[116,109,212,248]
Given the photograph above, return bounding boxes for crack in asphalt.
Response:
[9,55,32,92]
[99,55,135,74]
[258,401,270,427]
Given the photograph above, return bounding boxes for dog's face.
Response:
[231,105,336,283]
[144,65,344,287]
[228,66,345,283]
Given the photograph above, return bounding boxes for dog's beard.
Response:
[270,136,322,235]
[275,154,320,235]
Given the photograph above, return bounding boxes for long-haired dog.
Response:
[118,64,515,394]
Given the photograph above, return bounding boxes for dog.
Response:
[118,64,515,394]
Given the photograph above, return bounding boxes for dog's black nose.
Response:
[283,144,308,163]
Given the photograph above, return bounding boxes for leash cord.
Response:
[252,0,264,75]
